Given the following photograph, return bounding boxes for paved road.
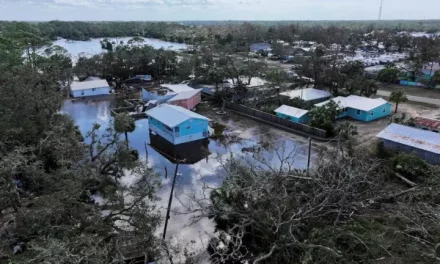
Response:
[377,90,440,106]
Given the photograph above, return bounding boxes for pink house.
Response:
[167,89,202,110]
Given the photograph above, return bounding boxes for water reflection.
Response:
[60,98,314,258]
[149,134,211,165]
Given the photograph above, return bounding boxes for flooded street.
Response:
[61,98,316,258]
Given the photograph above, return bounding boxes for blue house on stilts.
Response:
[146,104,210,145]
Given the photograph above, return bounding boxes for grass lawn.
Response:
[377,83,440,99]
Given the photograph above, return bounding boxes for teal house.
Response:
[146,104,210,145]
[315,95,391,122]
[274,105,310,123]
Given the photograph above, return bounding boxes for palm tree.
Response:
[389,90,408,113]
[114,113,136,145]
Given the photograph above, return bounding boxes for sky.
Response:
[0,0,439,21]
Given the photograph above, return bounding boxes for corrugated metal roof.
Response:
[146,104,210,128]
[414,116,440,130]
[167,89,202,102]
[71,80,110,91]
[280,88,332,102]
[161,84,194,93]
[315,95,389,111]
[274,105,308,118]
[377,123,440,154]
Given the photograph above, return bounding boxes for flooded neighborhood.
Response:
[3,4,440,263]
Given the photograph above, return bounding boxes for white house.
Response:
[71,79,111,98]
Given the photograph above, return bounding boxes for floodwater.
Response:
[61,98,314,259]
[44,37,187,62]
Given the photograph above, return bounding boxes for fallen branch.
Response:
[395,173,417,187]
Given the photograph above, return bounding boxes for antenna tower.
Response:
[378,0,383,20]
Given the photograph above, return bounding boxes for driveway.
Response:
[377,90,440,106]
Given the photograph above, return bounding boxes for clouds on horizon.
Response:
[0,0,439,21]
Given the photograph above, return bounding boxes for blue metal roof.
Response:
[377,123,440,154]
[146,104,210,128]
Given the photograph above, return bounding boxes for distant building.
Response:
[377,123,440,165]
[414,116,440,133]
[315,95,391,122]
[274,105,310,124]
[141,84,195,104]
[84,76,102,81]
[167,88,202,110]
[147,104,210,145]
[250,43,272,53]
[280,88,332,104]
[70,79,111,98]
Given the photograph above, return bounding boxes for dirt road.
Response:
[377,90,440,106]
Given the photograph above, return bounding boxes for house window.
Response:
[356,110,361,115]
[186,125,191,130]
[81,91,85,95]
[382,108,386,113]
[92,88,96,91]
[344,108,348,112]
[175,127,180,133]
[370,111,374,116]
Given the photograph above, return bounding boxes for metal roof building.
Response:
[414,116,440,132]
[167,89,203,102]
[160,84,194,93]
[377,123,440,164]
[280,88,332,103]
[315,95,388,111]
[146,104,209,128]
[274,105,308,118]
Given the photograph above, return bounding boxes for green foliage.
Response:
[0,34,161,263]
[389,90,408,113]
[309,100,339,135]
[392,153,430,182]
[377,66,400,84]
[114,113,136,144]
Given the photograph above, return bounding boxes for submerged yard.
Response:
[61,98,317,258]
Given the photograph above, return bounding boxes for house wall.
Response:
[148,116,175,144]
[365,103,392,121]
[71,86,110,98]
[335,103,391,122]
[148,116,209,145]
[381,139,440,165]
[275,112,310,124]
[168,92,202,110]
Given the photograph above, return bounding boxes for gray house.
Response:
[377,123,440,165]
[250,43,272,53]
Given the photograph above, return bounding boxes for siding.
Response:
[148,116,209,145]
[335,103,391,122]
[168,93,201,110]
[381,139,440,165]
[276,112,310,124]
[71,86,110,98]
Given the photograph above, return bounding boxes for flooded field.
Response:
[61,98,316,257]
[43,37,187,62]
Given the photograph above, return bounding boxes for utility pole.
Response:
[307,137,312,176]
[162,161,181,240]
[378,0,383,20]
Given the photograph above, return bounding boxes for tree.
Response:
[377,66,400,84]
[0,34,161,263]
[389,90,408,113]
[308,100,339,135]
[114,113,136,145]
